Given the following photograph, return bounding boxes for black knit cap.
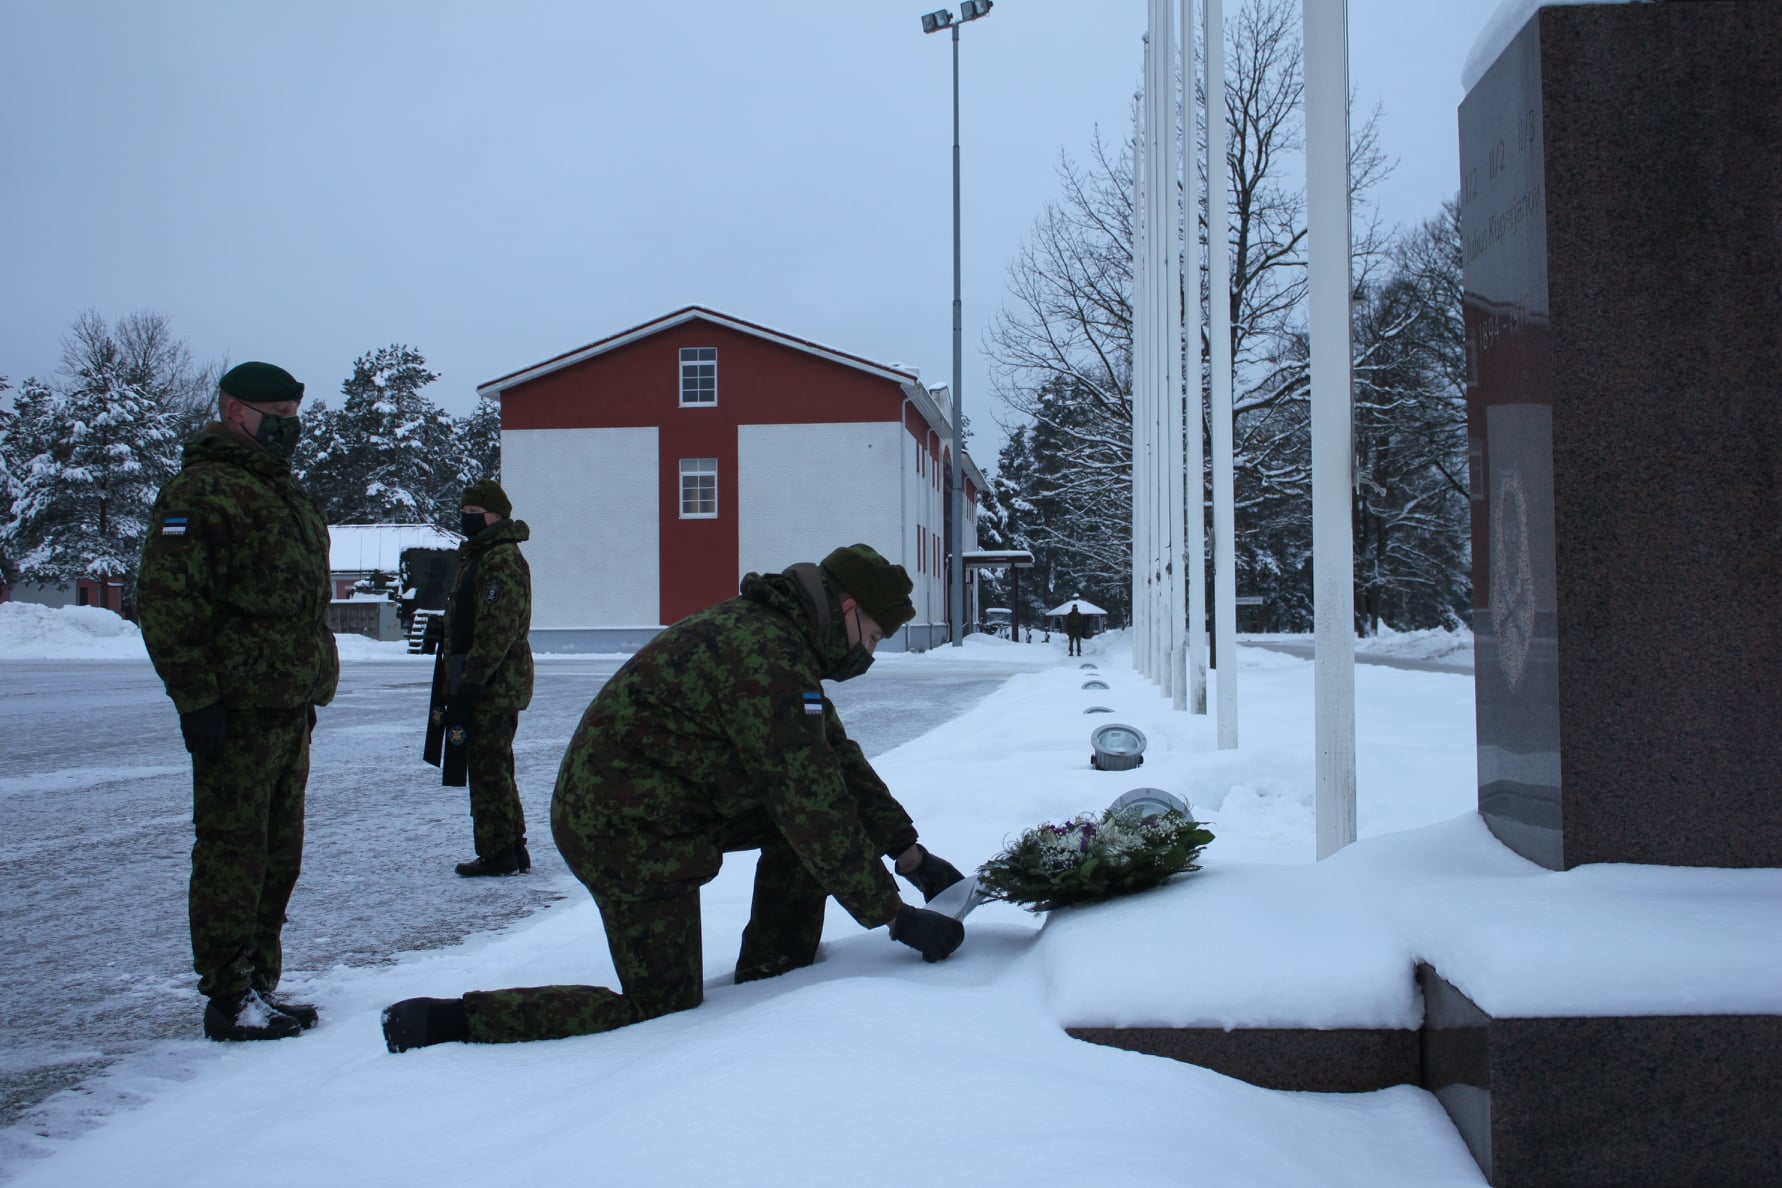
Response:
[462,479,512,518]
[820,543,915,633]
[218,361,304,404]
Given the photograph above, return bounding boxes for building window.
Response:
[680,347,717,406]
[679,458,718,518]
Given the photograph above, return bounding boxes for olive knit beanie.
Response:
[462,479,512,518]
[820,543,915,633]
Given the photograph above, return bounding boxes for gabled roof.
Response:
[477,305,987,496]
[478,305,920,397]
[1046,600,1109,617]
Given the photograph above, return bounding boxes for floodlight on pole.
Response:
[918,0,992,647]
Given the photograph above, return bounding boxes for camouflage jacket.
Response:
[554,566,914,929]
[138,427,339,714]
[441,518,533,710]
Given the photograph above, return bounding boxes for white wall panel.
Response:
[502,427,659,629]
[737,422,901,578]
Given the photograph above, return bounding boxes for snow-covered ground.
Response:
[2,604,1776,1186]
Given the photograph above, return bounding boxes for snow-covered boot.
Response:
[382,997,469,1053]
[204,991,303,1042]
[257,990,320,1029]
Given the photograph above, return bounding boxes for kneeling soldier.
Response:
[384,544,966,1051]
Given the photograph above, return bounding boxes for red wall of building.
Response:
[502,317,918,624]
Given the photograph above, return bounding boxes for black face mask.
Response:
[460,513,488,538]
[829,607,877,682]
[245,405,302,462]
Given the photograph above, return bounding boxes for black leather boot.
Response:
[256,990,320,1029]
[204,991,303,1042]
[381,997,470,1053]
[455,848,522,877]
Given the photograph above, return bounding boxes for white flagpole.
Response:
[1206,0,1238,746]
[1132,46,1152,683]
[1302,0,1357,857]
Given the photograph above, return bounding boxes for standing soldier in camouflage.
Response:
[1066,602,1085,657]
[138,361,339,1042]
[383,544,968,1051]
[424,478,534,876]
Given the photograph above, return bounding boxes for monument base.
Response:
[1069,965,1782,1187]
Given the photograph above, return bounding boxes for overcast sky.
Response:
[2,0,1505,467]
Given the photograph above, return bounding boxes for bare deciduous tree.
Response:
[986,0,1398,628]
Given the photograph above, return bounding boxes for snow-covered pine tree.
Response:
[396,392,507,533]
[8,347,177,611]
[454,394,501,488]
[300,345,452,526]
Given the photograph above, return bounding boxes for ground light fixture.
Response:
[1079,663,1097,670]
[1083,706,1114,714]
[1090,723,1147,771]
[1109,787,1190,819]
[1082,679,1109,690]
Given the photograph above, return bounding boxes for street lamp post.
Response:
[922,1,991,647]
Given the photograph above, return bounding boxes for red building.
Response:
[477,307,984,652]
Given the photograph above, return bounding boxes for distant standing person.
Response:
[1066,602,1085,656]
[137,361,339,1042]
[424,479,534,877]
[382,544,967,1052]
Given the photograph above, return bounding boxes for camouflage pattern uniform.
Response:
[138,427,339,1002]
[439,518,534,857]
[462,565,919,1043]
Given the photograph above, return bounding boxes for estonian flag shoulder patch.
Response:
[161,515,189,536]
[801,691,823,717]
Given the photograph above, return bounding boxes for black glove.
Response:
[898,845,965,904]
[889,904,964,964]
[455,680,489,699]
[179,703,228,759]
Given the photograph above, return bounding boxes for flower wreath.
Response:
[975,807,1214,913]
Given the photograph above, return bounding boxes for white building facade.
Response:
[478,307,983,652]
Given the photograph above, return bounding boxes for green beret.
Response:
[462,479,512,518]
[219,361,304,404]
[820,543,915,634]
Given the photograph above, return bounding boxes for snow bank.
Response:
[1356,624,1474,664]
[0,603,146,660]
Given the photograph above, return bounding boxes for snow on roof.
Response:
[1045,600,1108,617]
[328,523,461,575]
[1463,0,1637,94]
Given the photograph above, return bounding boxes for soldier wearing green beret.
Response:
[138,361,338,1042]
[423,478,534,876]
[383,544,969,1051]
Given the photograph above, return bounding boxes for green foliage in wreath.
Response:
[975,807,1214,913]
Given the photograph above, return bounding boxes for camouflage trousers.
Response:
[466,700,526,858]
[462,809,915,1044]
[190,707,308,1001]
